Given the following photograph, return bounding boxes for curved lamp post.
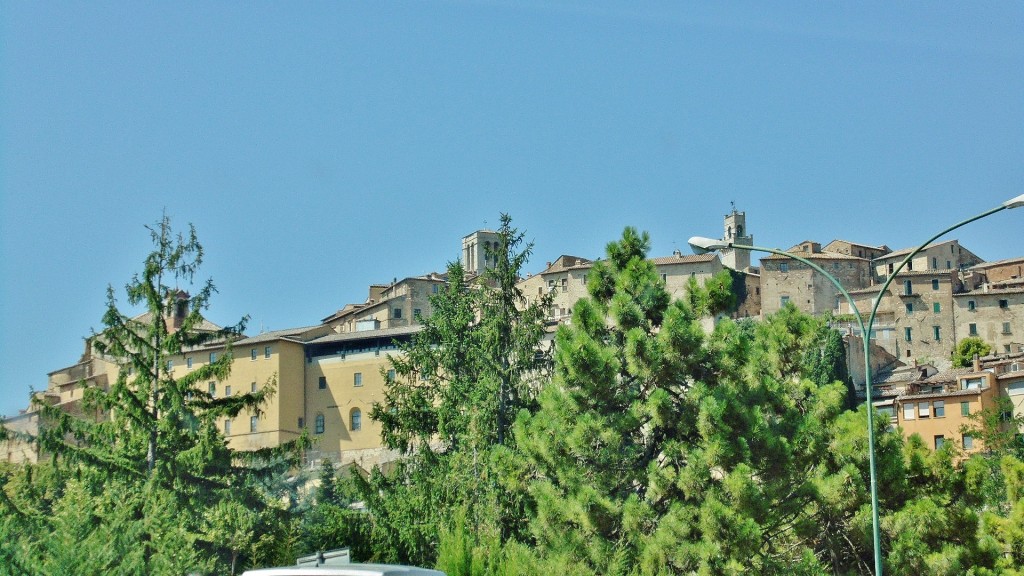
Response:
[688,193,1023,576]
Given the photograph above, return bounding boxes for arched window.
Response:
[350,408,362,431]
[314,413,325,434]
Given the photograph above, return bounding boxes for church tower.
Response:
[461,229,500,276]
[721,206,753,271]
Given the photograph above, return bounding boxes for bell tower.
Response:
[721,204,753,271]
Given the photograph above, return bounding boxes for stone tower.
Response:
[461,229,500,276]
[721,207,753,271]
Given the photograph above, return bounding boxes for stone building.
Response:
[517,255,594,323]
[954,280,1024,356]
[822,239,890,261]
[871,239,982,282]
[759,241,872,317]
[320,273,447,333]
[967,256,1024,285]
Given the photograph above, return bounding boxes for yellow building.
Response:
[894,353,1024,453]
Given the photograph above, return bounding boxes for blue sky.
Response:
[2,2,1022,417]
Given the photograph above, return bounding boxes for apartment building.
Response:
[894,353,1024,453]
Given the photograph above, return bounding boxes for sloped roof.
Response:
[235,325,326,345]
[308,325,422,344]
[761,251,866,261]
[874,239,959,261]
[649,253,718,266]
[969,256,1024,270]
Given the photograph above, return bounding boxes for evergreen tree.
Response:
[511,228,857,574]
[363,214,550,567]
[0,215,303,575]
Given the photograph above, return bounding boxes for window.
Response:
[934,400,945,417]
[999,299,1009,309]
[265,346,271,358]
[298,417,304,429]
[903,403,915,420]
[933,302,941,313]
[905,303,914,314]
[387,369,396,383]
[963,434,974,450]
[186,357,193,369]
[251,348,257,360]
[166,359,174,371]
[904,327,912,342]
[888,263,894,275]
[918,402,931,418]
[432,284,439,294]
[225,385,232,397]
[932,279,940,291]
[251,381,257,393]
[350,408,362,431]
[250,416,258,433]
[661,273,667,283]
[413,308,421,318]
[780,262,789,273]
[961,402,970,416]
[318,376,327,390]
[780,295,790,307]
[209,352,217,363]
[946,260,951,269]
[933,326,941,341]
[962,377,983,390]
[969,323,978,336]
[314,414,325,434]
[208,382,216,397]
[393,308,402,319]
[354,372,363,387]
[224,420,231,435]
[1004,322,1013,335]
[934,435,944,449]
[561,278,568,292]
[932,257,937,269]
[907,260,913,271]
[967,300,976,311]
[904,280,913,295]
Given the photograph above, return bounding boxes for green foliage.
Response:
[511,227,855,574]
[362,214,550,567]
[953,337,993,368]
[0,215,302,575]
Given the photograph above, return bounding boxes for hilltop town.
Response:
[4,210,1022,469]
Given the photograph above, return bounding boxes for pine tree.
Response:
[3,215,302,575]
[363,214,550,567]
[511,227,856,574]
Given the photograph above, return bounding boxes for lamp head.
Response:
[1004,194,1024,210]
[688,236,729,255]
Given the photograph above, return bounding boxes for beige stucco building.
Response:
[894,353,1024,454]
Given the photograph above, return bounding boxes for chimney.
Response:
[166,290,189,333]
[973,353,981,372]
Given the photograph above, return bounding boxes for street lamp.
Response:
[688,193,1023,576]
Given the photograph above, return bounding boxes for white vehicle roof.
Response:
[241,565,446,576]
